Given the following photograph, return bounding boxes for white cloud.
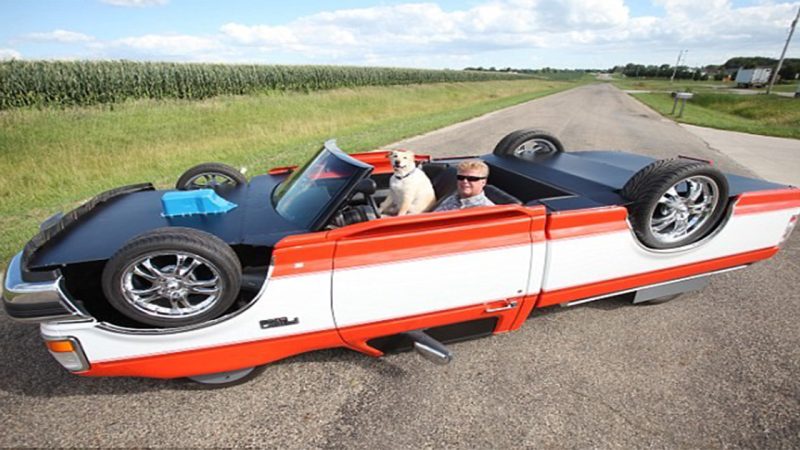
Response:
[111,34,224,56]
[25,30,95,43]
[215,0,639,63]
[100,0,168,7]
[19,0,797,68]
[0,48,22,60]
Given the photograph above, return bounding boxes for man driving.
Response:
[434,159,495,211]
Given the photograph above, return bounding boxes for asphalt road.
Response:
[2,83,799,448]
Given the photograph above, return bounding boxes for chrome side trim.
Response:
[559,265,747,307]
[632,275,709,304]
[2,252,90,323]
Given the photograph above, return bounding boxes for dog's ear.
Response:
[387,151,396,159]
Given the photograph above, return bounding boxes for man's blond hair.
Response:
[457,159,489,177]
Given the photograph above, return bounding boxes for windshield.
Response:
[273,146,365,228]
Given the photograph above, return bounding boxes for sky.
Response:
[1,0,799,70]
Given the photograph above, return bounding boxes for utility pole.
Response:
[670,49,687,83]
[767,5,800,95]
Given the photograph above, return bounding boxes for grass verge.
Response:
[607,77,728,92]
[0,79,574,267]
[631,92,800,139]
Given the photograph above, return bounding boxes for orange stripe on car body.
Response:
[76,246,779,379]
[272,205,546,276]
[546,206,629,240]
[271,231,335,278]
[536,246,779,307]
[79,300,525,379]
[734,188,800,215]
[331,207,540,271]
[79,329,345,379]
[337,296,527,356]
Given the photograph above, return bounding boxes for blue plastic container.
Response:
[161,189,237,218]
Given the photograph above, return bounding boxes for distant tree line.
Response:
[463,66,600,74]
[612,63,707,80]
[610,57,800,82]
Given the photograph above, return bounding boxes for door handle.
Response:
[484,300,518,313]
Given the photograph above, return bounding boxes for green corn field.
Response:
[0,60,531,109]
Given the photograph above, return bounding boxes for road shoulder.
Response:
[680,124,800,186]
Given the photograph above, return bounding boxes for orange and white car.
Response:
[4,129,799,386]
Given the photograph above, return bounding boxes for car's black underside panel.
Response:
[26,174,304,270]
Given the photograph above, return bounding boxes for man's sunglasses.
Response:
[456,174,486,182]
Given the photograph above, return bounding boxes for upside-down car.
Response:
[4,129,799,386]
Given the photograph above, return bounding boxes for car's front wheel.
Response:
[102,227,242,328]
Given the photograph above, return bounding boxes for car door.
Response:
[329,205,545,353]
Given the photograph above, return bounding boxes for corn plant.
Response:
[0,60,530,109]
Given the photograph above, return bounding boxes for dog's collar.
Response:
[392,167,417,180]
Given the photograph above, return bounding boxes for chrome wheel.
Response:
[513,138,560,158]
[648,175,719,245]
[120,252,224,320]
[183,172,239,189]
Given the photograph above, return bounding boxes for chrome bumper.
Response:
[2,252,89,323]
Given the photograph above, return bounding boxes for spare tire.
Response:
[493,129,564,158]
[621,158,729,249]
[176,163,246,190]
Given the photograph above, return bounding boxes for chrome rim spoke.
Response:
[688,181,703,202]
[652,213,676,232]
[186,277,220,295]
[140,259,165,279]
[133,293,160,306]
[129,286,160,296]
[132,266,158,281]
[177,257,200,277]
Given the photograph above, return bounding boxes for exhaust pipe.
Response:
[403,330,452,365]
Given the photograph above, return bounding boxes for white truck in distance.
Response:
[735,67,772,88]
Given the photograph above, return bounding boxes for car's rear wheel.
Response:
[102,227,242,328]
[621,159,729,249]
[176,163,246,190]
[493,129,564,159]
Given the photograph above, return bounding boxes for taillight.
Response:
[779,214,798,247]
[45,337,89,372]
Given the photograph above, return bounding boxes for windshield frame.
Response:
[272,140,373,230]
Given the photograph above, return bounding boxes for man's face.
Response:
[456,168,487,198]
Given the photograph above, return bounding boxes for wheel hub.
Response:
[650,175,718,245]
[121,252,222,319]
